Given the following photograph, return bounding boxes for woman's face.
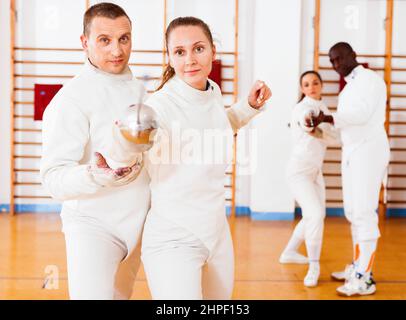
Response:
[167,25,216,90]
[301,73,322,100]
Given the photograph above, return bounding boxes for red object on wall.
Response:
[209,59,222,90]
[339,62,369,92]
[34,84,63,120]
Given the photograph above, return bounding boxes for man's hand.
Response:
[309,110,325,128]
[310,110,335,127]
[248,80,272,109]
[87,152,142,187]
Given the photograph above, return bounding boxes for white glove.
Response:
[87,152,143,187]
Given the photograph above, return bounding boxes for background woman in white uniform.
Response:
[139,17,271,299]
[280,71,338,287]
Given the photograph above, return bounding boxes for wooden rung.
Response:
[14,60,83,65]
[326,186,342,190]
[14,88,34,91]
[320,53,386,58]
[390,108,406,112]
[217,51,237,56]
[135,76,160,81]
[132,49,163,53]
[14,47,83,52]
[386,187,406,191]
[222,78,234,82]
[391,95,406,98]
[222,65,234,69]
[323,173,341,177]
[391,68,406,72]
[13,115,33,119]
[14,101,33,105]
[222,92,234,95]
[327,147,341,150]
[391,81,406,85]
[225,198,232,201]
[14,195,51,199]
[323,80,340,84]
[324,160,341,164]
[14,169,39,172]
[14,155,41,159]
[386,200,406,204]
[326,199,343,203]
[390,161,406,165]
[14,182,41,186]
[390,122,406,125]
[224,185,232,188]
[392,55,406,58]
[14,74,73,78]
[225,172,232,175]
[129,63,163,67]
[14,129,41,132]
[319,66,384,71]
[391,148,406,152]
[14,142,42,145]
[322,93,339,97]
[388,174,406,178]
[389,135,406,138]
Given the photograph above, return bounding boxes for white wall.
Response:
[248,0,302,219]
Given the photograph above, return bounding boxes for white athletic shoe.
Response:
[336,272,376,297]
[304,264,320,287]
[331,264,355,281]
[279,251,308,264]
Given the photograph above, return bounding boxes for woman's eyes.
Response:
[195,46,204,53]
[174,46,204,56]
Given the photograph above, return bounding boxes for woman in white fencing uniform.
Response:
[280,71,339,287]
[137,17,271,299]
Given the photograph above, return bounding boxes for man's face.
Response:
[328,48,355,78]
[81,16,132,74]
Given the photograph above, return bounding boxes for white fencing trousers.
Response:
[141,215,234,300]
[341,134,390,242]
[288,166,326,260]
[64,224,141,300]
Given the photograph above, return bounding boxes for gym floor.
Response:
[0,214,405,300]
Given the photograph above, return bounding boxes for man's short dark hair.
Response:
[83,2,131,36]
[329,42,354,54]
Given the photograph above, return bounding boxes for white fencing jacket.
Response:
[40,60,150,252]
[288,96,338,174]
[145,76,263,251]
[332,65,388,159]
